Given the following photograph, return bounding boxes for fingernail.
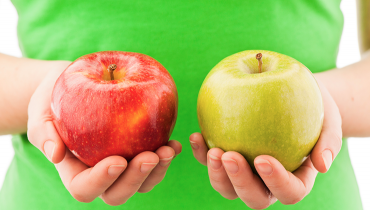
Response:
[108,165,126,176]
[255,159,273,176]
[44,140,55,161]
[141,163,157,173]
[159,156,174,167]
[222,158,239,174]
[322,150,333,171]
[209,154,222,170]
[190,141,199,150]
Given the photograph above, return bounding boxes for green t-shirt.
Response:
[0,0,363,209]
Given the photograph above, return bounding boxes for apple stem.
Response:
[108,64,117,81]
[256,53,262,73]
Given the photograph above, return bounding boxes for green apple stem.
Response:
[256,53,262,73]
[108,64,117,81]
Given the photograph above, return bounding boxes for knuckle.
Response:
[281,195,304,205]
[242,198,271,210]
[209,175,237,198]
[249,203,270,210]
[210,183,227,194]
[327,129,342,145]
[197,156,207,166]
[209,182,222,193]
[323,129,342,157]
[232,182,248,192]
[241,193,273,209]
[149,166,165,177]
[222,194,238,200]
[290,197,303,205]
[150,176,165,185]
[209,172,226,185]
[104,199,126,206]
[128,180,143,188]
[27,121,48,147]
[267,178,290,191]
[137,187,154,193]
[26,124,38,144]
[87,176,111,189]
[100,194,126,206]
[70,192,93,203]
[333,132,343,154]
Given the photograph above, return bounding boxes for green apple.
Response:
[197,50,324,172]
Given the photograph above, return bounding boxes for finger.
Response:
[222,152,276,209]
[27,73,66,163]
[255,155,317,205]
[311,81,342,173]
[207,148,237,200]
[56,150,127,203]
[138,146,176,193]
[138,140,182,192]
[101,151,159,206]
[189,132,209,165]
[167,140,182,157]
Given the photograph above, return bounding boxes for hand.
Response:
[27,61,182,206]
[189,80,342,209]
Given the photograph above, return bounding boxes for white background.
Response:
[0,0,369,208]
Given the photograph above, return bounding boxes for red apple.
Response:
[51,51,178,167]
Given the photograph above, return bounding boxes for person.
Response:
[0,0,368,209]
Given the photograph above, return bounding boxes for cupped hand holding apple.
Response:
[190,51,342,209]
[190,81,341,208]
[27,54,182,206]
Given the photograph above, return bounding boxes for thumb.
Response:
[27,68,66,164]
[27,120,66,163]
[310,80,342,173]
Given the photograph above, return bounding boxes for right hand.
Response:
[27,61,182,205]
[189,80,342,209]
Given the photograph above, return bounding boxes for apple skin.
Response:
[197,50,324,172]
[51,51,178,167]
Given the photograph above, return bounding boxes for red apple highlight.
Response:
[51,51,178,167]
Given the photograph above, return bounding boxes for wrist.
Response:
[46,60,71,78]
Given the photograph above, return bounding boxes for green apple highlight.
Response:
[197,50,324,172]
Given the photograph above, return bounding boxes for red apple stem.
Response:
[256,53,262,73]
[108,64,117,81]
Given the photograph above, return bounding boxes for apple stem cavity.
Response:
[108,64,117,81]
[256,53,263,73]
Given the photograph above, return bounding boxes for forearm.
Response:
[314,53,370,137]
[0,53,70,135]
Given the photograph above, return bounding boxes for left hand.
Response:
[189,80,342,209]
